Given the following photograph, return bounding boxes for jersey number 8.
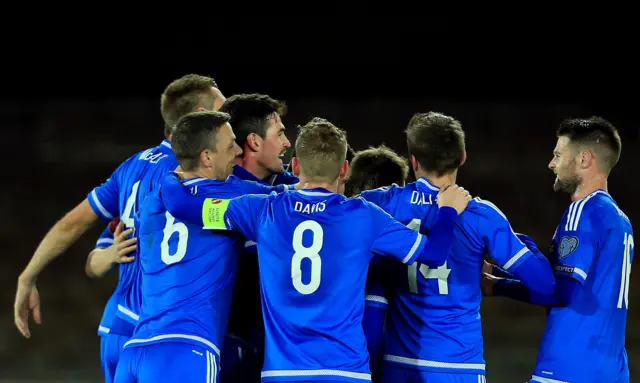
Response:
[407,219,451,295]
[291,220,323,295]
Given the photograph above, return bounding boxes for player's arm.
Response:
[201,195,269,243]
[85,219,137,279]
[160,171,286,225]
[478,203,556,297]
[363,257,387,376]
[369,185,470,267]
[15,170,121,338]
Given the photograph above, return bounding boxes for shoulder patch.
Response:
[559,236,579,258]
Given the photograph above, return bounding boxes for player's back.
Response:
[248,188,415,382]
[361,178,529,375]
[533,190,634,382]
[88,139,178,335]
[125,176,249,357]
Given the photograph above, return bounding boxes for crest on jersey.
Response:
[559,236,579,258]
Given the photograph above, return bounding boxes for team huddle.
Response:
[14,74,634,383]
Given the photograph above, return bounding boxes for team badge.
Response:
[559,236,579,258]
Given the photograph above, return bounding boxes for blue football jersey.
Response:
[123,174,286,359]
[531,190,634,383]
[87,139,178,336]
[205,188,433,383]
[360,177,532,375]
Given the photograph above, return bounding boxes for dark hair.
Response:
[345,145,409,196]
[160,74,221,137]
[405,112,465,176]
[219,93,286,149]
[295,117,348,182]
[171,111,231,171]
[557,116,622,172]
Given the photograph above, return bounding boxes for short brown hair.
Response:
[406,112,465,176]
[346,145,409,196]
[219,93,287,149]
[557,116,622,173]
[160,74,220,137]
[171,111,230,171]
[295,117,348,182]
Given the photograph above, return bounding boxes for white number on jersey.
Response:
[618,233,634,309]
[406,218,451,295]
[161,211,189,265]
[121,181,141,229]
[291,220,323,295]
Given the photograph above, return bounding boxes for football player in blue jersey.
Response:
[485,117,633,383]
[355,112,556,383]
[217,93,298,382]
[160,117,473,383]
[14,74,226,383]
[114,111,290,383]
[344,145,411,381]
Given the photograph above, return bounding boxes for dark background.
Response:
[1,35,638,382]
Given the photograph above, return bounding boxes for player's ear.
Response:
[246,133,262,152]
[200,149,212,168]
[291,157,301,176]
[410,155,419,171]
[195,107,207,112]
[579,150,593,169]
[339,160,349,179]
[460,152,467,167]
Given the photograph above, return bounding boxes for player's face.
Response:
[549,136,581,194]
[213,123,243,180]
[256,113,291,175]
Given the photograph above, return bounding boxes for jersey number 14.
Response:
[407,219,451,295]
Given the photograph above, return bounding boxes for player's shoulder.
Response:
[567,190,629,231]
[464,196,508,220]
[360,183,405,200]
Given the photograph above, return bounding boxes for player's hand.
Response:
[482,272,501,296]
[437,184,472,215]
[110,221,137,264]
[482,260,494,275]
[14,278,41,338]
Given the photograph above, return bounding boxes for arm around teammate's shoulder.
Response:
[368,184,471,267]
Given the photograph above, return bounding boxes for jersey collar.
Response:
[160,139,173,154]
[297,187,335,197]
[232,165,267,185]
[417,177,440,192]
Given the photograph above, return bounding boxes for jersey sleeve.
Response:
[553,209,598,285]
[202,194,269,243]
[231,177,291,194]
[87,161,129,221]
[368,202,426,265]
[95,225,115,249]
[365,256,388,309]
[359,184,402,211]
[476,199,532,273]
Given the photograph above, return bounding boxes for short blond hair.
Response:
[295,117,348,182]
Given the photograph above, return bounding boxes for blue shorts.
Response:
[382,365,486,383]
[220,333,261,383]
[100,334,130,383]
[114,342,220,383]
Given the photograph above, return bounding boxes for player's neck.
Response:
[414,169,457,189]
[178,169,220,181]
[239,155,272,181]
[298,176,339,193]
[572,173,608,201]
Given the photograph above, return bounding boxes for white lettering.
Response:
[410,191,433,206]
[294,201,326,214]
[139,149,168,164]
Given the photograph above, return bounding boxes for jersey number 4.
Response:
[407,219,451,295]
[618,232,634,309]
[291,220,323,295]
